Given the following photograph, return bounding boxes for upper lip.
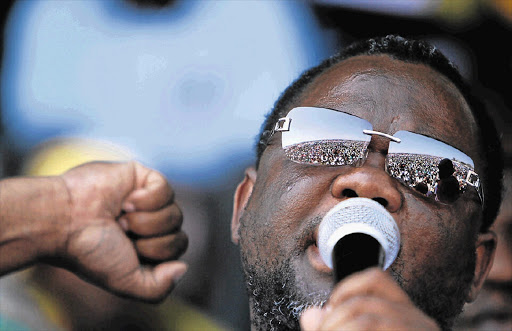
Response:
[298,217,322,250]
[312,226,319,247]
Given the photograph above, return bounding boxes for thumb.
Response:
[121,261,187,302]
[300,306,324,331]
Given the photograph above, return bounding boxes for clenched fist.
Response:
[0,161,188,302]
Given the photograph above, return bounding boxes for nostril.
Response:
[342,189,358,198]
[372,197,388,208]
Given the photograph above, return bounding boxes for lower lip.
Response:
[306,244,332,274]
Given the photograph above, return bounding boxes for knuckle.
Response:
[351,296,370,310]
[136,240,162,260]
[135,232,188,261]
[344,296,373,317]
[355,314,379,330]
[170,204,183,227]
[129,214,156,236]
[362,268,386,289]
[126,213,144,232]
[170,232,188,256]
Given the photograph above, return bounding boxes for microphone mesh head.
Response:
[318,198,400,270]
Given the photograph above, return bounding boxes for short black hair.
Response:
[255,35,503,231]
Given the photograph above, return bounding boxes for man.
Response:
[0,35,503,331]
[231,35,503,330]
[0,161,188,303]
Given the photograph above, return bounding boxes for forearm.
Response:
[0,176,71,275]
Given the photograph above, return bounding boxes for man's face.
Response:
[233,55,485,330]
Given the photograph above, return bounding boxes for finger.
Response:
[321,296,399,330]
[327,268,410,309]
[124,168,174,212]
[331,314,381,331]
[120,204,183,237]
[135,231,188,261]
[118,260,188,302]
[300,307,324,331]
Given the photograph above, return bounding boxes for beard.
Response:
[241,251,328,331]
[240,239,476,331]
[391,248,476,331]
[239,214,328,331]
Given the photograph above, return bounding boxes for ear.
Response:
[231,167,257,245]
[466,231,497,302]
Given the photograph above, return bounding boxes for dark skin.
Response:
[232,55,496,330]
[0,161,188,302]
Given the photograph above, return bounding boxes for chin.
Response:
[241,245,332,331]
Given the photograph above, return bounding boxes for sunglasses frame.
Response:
[271,107,484,207]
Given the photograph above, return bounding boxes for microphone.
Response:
[318,198,400,282]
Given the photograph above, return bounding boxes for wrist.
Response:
[0,176,72,271]
[50,175,74,257]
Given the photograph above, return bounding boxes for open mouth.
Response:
[305,231,332,274]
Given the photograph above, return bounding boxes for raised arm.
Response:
[0,161,188,302]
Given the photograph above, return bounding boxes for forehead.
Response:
[295,55,481,165]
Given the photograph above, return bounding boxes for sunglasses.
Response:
[272,107,484,206]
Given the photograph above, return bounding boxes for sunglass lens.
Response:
[280,107,372,166]
[284,140,369,166]
[387,131,480,205]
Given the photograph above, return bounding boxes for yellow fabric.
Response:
[25,277,229,331]
[18,138,229,330]
[436,0,480,24]
[23,137,134,176]
[159,300,230,331]
[488,0,512,21]
[26,281,72,330]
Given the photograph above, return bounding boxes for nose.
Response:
[331,153,402,213]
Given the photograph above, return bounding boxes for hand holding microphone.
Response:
[300,198,440,330]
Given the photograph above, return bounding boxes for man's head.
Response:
[231,35,503,330]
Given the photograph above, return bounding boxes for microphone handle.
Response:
[332,233,384,283]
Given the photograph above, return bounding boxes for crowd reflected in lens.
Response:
[387,154,475,202]
[284,140,478,204]
[284,140,368,166]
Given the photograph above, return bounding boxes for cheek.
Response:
[397,193,479,275]
[238,160,309,259]
[240,159,336,263]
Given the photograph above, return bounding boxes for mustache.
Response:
[294,215,323,249]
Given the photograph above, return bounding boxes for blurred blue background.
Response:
[1,0,335,188]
